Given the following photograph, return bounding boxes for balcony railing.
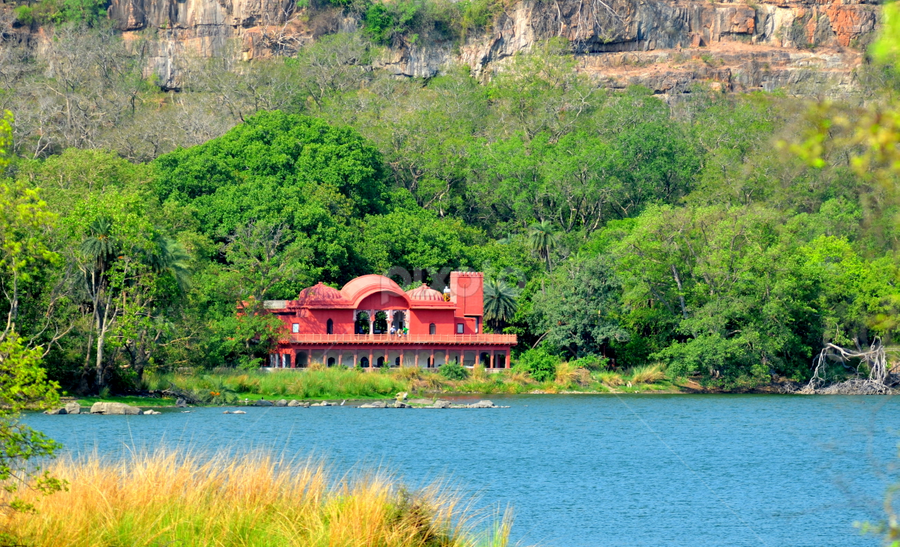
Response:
[283,333,517,346]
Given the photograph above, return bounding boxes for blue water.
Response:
[25,394,900,546]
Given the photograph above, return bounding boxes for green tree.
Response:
[527,219,557,272]
[483,278,518,331]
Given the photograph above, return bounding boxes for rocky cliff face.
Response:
[105,0,880,96]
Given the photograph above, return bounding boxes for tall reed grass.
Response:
[0,449,513,547]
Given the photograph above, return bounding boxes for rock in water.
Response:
[64,402,81,415]
[275,399,288,407]
[175,398,187,408]
[287,400,301,407]
[430,400,452,409]
[44,408,66,415]
[90,402,142,415]
[359,401,387,408]
[143,409,161,415]
[255,399,274,407]
[468,400,497,408]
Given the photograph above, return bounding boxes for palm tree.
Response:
[528,219,557,272]
[80,217,117,274]
[144,235,191,291]
[483,278,519,331]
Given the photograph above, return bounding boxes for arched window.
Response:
[327,357,336,367]
[326,319,334,334]
[429,323,436,335]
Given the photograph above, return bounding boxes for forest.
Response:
[1,7,899,394]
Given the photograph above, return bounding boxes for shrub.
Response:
[514,347,561,383]
[438,363,469,380]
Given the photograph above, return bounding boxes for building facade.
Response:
[263,272,516,370]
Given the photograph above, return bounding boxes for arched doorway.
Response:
[480,352,492,368]
[394,356,401,367]
[376,356,385,368]
[391,312,404,334]
[429,323,436,334]
[327,357,336,367]
[297,352,308,368]
[360,357,370,368]
[355,312,370,334]
[373,311,388,334]
[326,319,334,334]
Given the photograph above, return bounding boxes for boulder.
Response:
[359,401,387,408]
[143,409,161,415]
[175,398,187,408]
[254,399,274,406]
[408,398,433,405]
[275,399,288,407]
[64,402,81,415]
[287,400,301,407]
[310,401,334,407]
[90,402,142,415]
[429,400,451,409]
[43,408,66,415]
[468,400,497,408]
[232,410,246,414]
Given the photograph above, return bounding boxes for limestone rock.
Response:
[64,402,81,415]
[143,409,161,415]
[359,401,387,408]
[287,400,301,407]
[43,408,66,415]
[468,400,497,408]
[175,398,187,408]
[90,402,143,415]
[275,399,288,407]
[254,399,274,406]
[97,0,877,98]
[429,400,452,409]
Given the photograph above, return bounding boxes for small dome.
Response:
[407,283,444,301]
[298,282,343,302]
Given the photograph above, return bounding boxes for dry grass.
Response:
[629,363,667,384]
[595,370,624,387]
[554,363,591,387]
[1,449,513,547]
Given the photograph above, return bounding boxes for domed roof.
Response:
[407,283,443,301]
[340,275,409,306]
[297,282,344,302]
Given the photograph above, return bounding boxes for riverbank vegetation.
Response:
[0,449,514,547]
[138,364,675,404]
[1,13,899,396]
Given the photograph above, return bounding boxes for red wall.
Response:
[450,272,483,318]
[278,309,355,335]
[409,309,456,335]
[357,292,410,310]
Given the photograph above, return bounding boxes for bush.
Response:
[438,363,469,380]
[514,347,561,383]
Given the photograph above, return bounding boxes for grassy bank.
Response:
[141,364,674,404]
[0,449,513,547]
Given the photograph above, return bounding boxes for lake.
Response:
[25,394,900,547]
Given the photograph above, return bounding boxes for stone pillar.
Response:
[430,348,435,368]
[505,348,511,369]
[354,349,359,367]
[369,348,373,370]
[339,351,343,367]
[475,351,480,367]
[400,348,405,367]
[369,310,375,337]
[414,351,419,368]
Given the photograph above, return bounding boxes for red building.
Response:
[263,272,516,370]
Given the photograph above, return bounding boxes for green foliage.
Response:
[514,347,561,382]
[438,363,469,381]
[14,0,109,27]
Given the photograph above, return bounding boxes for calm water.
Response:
[25,394,900,547]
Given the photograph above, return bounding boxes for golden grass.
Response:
[629,363,667,384]
[554,363,591,387]
[1,449,513,547]
[594,370,624,387]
